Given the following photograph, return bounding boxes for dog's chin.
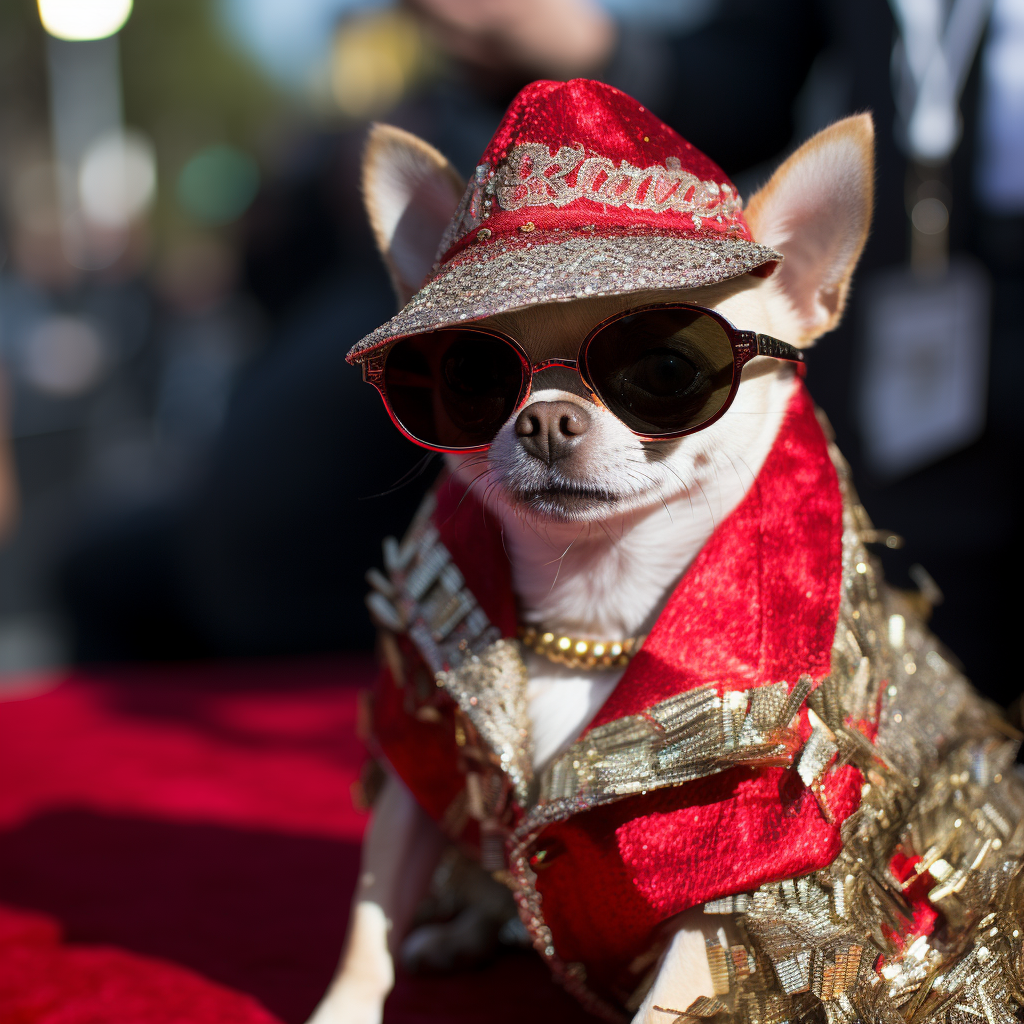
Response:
[506,483,626,523]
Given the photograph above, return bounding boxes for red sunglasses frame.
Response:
[360,302,805,453]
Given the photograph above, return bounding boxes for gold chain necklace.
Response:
[518,626,646,670]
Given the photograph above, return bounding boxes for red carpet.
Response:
[0,661,595,1024]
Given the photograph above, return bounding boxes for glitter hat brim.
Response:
[346,228,782,364]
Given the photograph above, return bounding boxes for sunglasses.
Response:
[361,302,805,452]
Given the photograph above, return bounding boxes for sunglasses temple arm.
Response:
[755,333,805,364]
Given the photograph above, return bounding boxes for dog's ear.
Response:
[362,124,465,305]
[744,114,874,344]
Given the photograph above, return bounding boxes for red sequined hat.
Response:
[348,78,781,363]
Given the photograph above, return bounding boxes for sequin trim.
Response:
[366,490,501,677]
[493,144,743,220]
[539,677,811,803]
[438,639,534,808]
[367,500,534,805]
[346,230,781,363]
[433,161,492,261]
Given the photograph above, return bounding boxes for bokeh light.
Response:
[176,145,260,226]
[331,9,427,119]
[37,0,134,41]
[20,316,107,398]
[78,130,157,229]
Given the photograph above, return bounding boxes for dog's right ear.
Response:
[362,124,465,306]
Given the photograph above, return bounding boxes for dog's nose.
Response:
[514,401,590,464]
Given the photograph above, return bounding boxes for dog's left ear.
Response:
[362,123,465,306]
[744,114,874,344]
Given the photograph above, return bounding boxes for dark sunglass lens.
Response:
[584,308,735,435]
[383,330,525,448]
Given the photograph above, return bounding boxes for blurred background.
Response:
[0,0,1020,709]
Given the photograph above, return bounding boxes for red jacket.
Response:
[370,384,864,1012]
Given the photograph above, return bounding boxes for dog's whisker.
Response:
[440,468,493,528]
[547,527,585,592]
[691,479,717,531]
[359,452,441,500]
[721,450,756,493]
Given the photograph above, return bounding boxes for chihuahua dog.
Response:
[309,81,1023,1024]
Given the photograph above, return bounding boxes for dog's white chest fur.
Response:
[526,658,625,769]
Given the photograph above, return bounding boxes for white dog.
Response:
[307,89,875,1024]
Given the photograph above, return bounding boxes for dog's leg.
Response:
[632,909,726,1024]
[307,774,446,1024]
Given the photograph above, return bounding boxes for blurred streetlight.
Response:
[37,0,134,41]
[38,0,149,270]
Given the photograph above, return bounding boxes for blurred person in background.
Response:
[59,0,829,662]
[799,0,1024,714]
[386,0,824,176]
[0,0,273,671]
